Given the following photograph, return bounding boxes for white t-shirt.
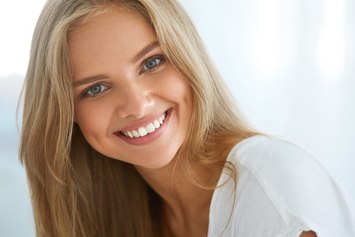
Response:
[208,135,355,237]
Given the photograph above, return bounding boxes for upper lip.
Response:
[115,109,169,133]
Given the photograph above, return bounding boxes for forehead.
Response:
[68,7,156,78]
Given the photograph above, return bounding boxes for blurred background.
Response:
[0,0,354,236]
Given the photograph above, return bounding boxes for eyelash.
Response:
[82,83,110,98]
[80,55,166,98]
[140,55,166,74]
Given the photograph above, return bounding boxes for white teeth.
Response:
[138,127,148,137]
[121,112,167,138]
[127,131,134,138]
[132,130,140,138]
[153,120,160,129]
[146,123,155,133]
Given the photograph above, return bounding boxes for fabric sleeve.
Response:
[236,136,355,237]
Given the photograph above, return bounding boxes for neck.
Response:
[134,135,244,236]
[134,149,229,236]
[135,154,220,207]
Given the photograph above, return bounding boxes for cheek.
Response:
[74,102,111,142]
[158,68,193,106]
[174,77,193,114]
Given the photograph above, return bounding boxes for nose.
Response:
[115,83,154,119]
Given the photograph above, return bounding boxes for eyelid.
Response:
[81,82,110,98]
[139,54,166,74]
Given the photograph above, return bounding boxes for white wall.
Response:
[1,0,354,236]
[179,0,355,197]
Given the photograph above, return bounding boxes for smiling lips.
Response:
[120,111,167,138]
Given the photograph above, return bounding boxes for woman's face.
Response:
[69,8,193,169]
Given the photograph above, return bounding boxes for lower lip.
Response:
[115,109,172,145]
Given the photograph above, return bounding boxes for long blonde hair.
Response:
[20,0,256,236]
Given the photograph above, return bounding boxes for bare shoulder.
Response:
[300,231,317,237]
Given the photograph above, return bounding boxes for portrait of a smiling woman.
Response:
[18,0,355,236]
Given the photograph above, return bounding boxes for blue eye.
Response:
[141,56,165,73]
[84,83,109,97]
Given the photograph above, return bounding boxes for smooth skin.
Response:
[301,231,317,237]
[70,8,193,169]
[69,7,211,236]
[69,6,318,237]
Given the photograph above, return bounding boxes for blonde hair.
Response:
[20,0,256,236]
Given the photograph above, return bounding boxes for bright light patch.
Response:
[318,0,346,80]
[251,0,282,77]
[0,0,46,76]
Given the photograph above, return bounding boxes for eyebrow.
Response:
[73,74,109,87]
[131,41,160,63]
[73,41,160,87]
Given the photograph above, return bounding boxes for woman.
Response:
[20,0,354,236]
